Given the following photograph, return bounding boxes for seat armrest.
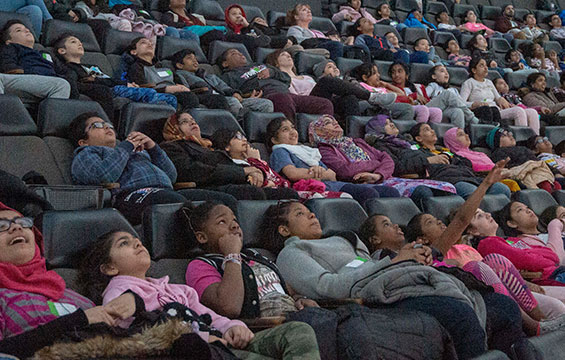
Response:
[174,182,196,190]
[102,183,120,190]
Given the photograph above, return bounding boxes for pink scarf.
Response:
[0,202,66,300]
[443,128,494,172]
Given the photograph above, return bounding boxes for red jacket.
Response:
[317,138,395,181]
[477,236,561,285]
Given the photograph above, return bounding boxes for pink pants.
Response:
[500,107,540,135]
[413,105,442,123]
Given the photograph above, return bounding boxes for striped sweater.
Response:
[0,288,94,340]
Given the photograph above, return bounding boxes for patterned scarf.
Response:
[309,115,370,162]
[162,114,212,148]
[364,115,411,148]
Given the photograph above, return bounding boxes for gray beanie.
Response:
[312,59,333,79]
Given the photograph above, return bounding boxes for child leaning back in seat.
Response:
[77,229,321,360]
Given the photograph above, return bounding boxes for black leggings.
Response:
[472,106,502,125]
[113,187,237,224]
[309,76,371,120]
[172,91,200,112]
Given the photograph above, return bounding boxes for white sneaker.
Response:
[368,92,397,107]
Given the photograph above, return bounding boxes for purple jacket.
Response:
[318,138,395,181]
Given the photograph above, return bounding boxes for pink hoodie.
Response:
[102,275,246,341]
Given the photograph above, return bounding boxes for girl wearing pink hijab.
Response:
[443,127,495,172]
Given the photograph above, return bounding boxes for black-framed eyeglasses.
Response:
[87,121,114,132]
[0,217,33,232]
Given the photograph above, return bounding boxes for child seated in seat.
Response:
[170,49,273,119]
[54,33,177,122]
[210,128,349,200]
[68,111,212,225]
[384,31,411,62]
[487,126,560,192]
[505,49,531,71]
[527,135,565,186]
[123,37,200,112]
[79,229,321,359]
[410,38,445,65]
[444,39,471,67]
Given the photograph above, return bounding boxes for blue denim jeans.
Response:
[0,0,52,34]
[165,27,200,44]
[454,181,511,199]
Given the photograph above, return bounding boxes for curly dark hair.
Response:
[257,201,297,254]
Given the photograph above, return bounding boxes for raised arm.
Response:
[434,158,509,255]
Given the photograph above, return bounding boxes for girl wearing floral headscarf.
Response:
[309,115,456,198]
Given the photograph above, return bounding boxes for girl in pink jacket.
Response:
[331,0,377,24]
[79,229,320,359]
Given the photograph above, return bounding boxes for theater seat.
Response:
[81,52,114,77]
[0,136,65,185]
[0,11,37,36]
[395,0,420,13]
[241,5,265,22]
[41,208,137,268]
[336,57,363,76]
[402,27,429,46]
[190,0,225,21]
[255,47,276,64]
[41,19,100,52]
[544,126,565,145]
[189,109,243,138]
[469,124,496,148]
[148,259,191,284]
[544,41,563,53]
[157,36,207,63]
[409,63,433,85]
[365,198,421,228]
[374,24,401,40]
[243,111,285,143]
[422,196,465,223]
[432,31,456,47]
[552,190,565,206]
[430,123,456,143]
[505,69,537,90]
[295,51,327,75]
[117,102,176,142]
[0,95,37,136]
[488,37,511,54]
[426,2,449,16]
[394,120,418,134]
[447,66,469,87]
[208,41,251,65]
[510,330,565,360]
[374,60,394,82]
[142,202,192,260]
[515,189,558,216]
[509,126,536,143]
[296,113,319,144]
[310,16,337,33]
[305,198,368,236]
[37,98,109,138]
[103,29,143,55]
[346,115,372,139]
[237,200,279,247]
[480,194,510,214]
